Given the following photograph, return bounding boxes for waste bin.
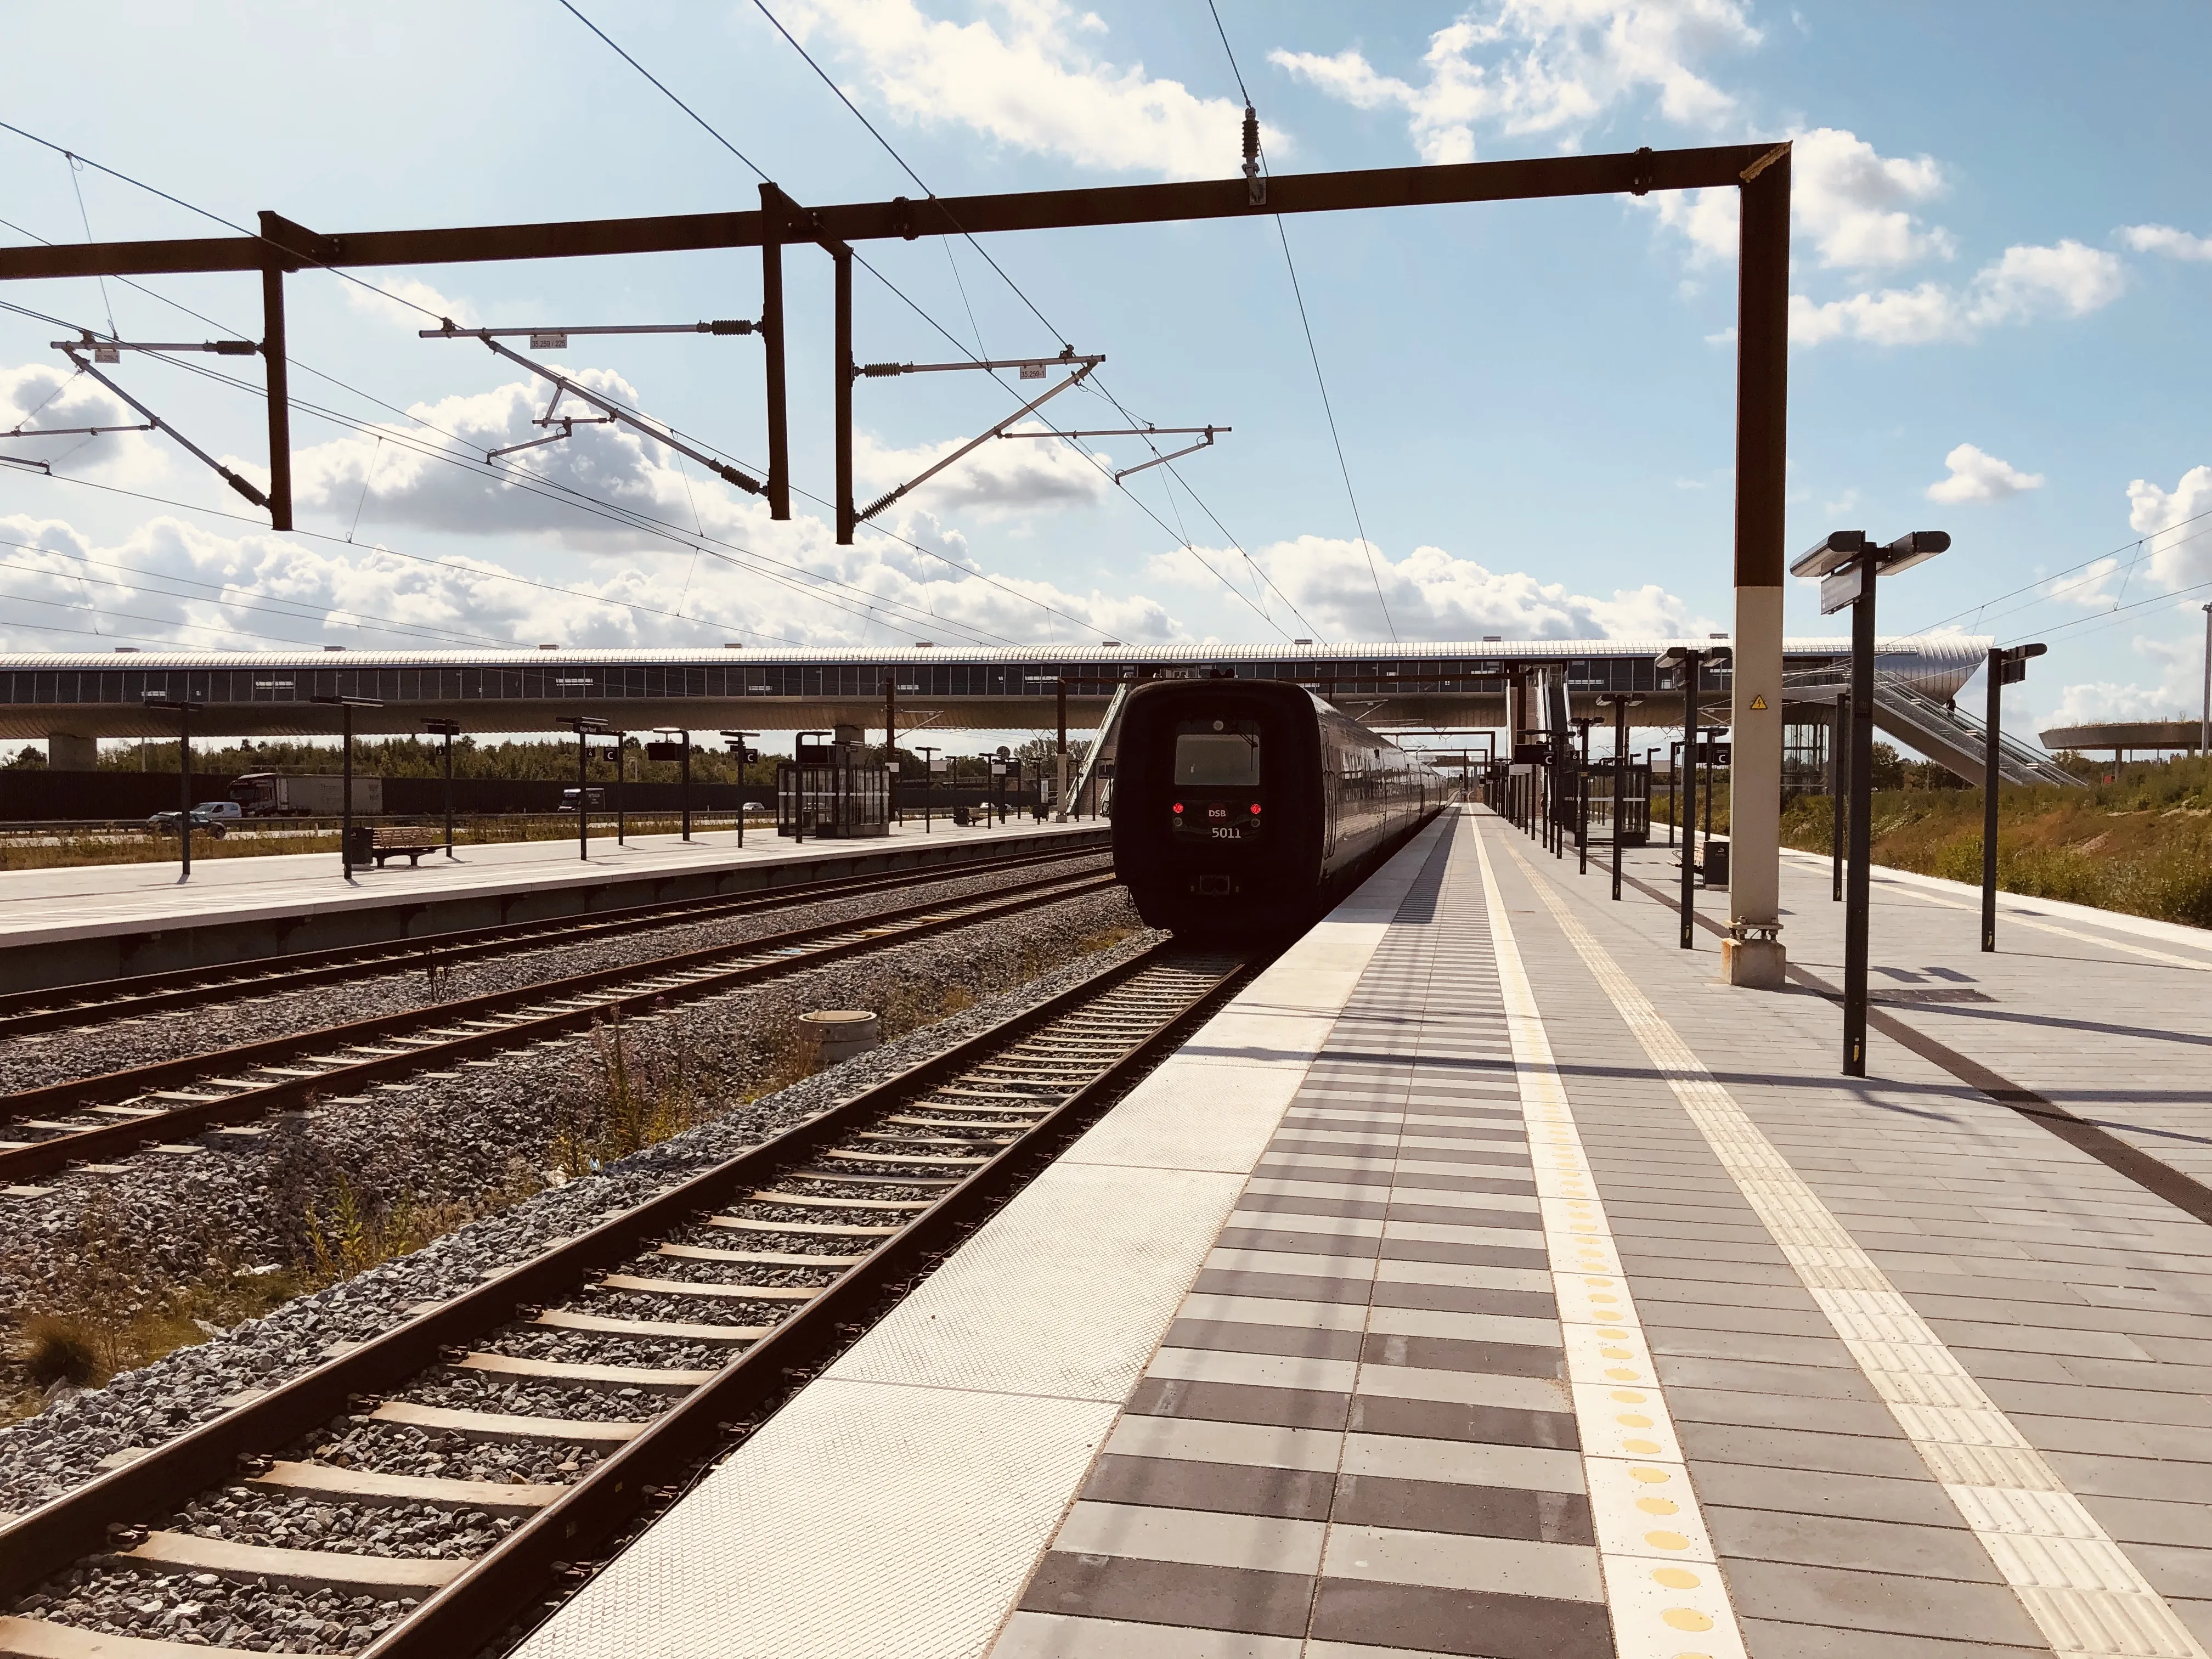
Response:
[1700,838,1729,889]
[343,825,375,870]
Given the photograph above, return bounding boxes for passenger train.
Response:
[1111,679,1451,939]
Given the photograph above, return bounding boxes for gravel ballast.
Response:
[0,901,1157,1516]
[0,850,1108,1096]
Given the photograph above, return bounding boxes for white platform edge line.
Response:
[1777,845,2212,969]
[1506,832,2210,1659]
[1470,817,1750,1659]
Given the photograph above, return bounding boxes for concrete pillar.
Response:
[1723,141,1791,991]
[47,732,97,771]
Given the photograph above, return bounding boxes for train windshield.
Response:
[1173,724,1261,787]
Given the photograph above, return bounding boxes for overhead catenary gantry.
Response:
[0,141,1795,988]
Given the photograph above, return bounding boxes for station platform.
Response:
[517,805,2212,1659]
[0,816,1105,994]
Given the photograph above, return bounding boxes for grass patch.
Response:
[1779,755,2212,929]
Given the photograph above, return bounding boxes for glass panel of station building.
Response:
[1784,719,1832,796]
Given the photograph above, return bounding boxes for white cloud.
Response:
[2121,224,2212,262]
[1791,127,1951,269]
[1925,443,2043,505]
[1,360,172,486]
[1971,239,2126,321]
[1273,1,1760,163]
[1646,127,1951,271]
[1150,533,1701,640]
[0,501,1187,658]
[2126,465,2212,590]
[287,370,1113,544]
[856,422,1111,519]
[2041,640,2203,732]
[783,0,1278,179]
[340,274,475,328]
[1790,239,2126,346]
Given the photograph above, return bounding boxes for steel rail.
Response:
[0,941,1249,1650]
[0,835,1108,1033]
[0,867,1118,1182]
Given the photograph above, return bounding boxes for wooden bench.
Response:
[354,827,443,867]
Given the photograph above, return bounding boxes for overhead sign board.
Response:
[1820,565,1865,615]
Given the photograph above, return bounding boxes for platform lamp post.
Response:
[2200,603,2210,758]
[1982,644,2047,951]
[1791,529,1950,1077]
[1654,648,1711,949]
[916,746,940,832]
[561,716,608,862]
[720,731,759,848]
[423,718,460,857]
[1831,691,1849,903]
[141,689,205,881]
[610,733,631,847]
[311,694,384,881]
[1598,695,1643,901]
[650,729,692,842]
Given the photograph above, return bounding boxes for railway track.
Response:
[0,941,1249,1659]
[0,864,1120,1187]
[0,837,1109,1037]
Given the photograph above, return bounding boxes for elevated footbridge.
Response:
[3,637,1991,756]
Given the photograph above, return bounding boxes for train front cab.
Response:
[1113,682,1316,939]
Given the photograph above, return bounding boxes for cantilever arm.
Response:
[445,330,763,494]
[858,363,1096,522]
[1112,427,1222,484]
[59,348,269,509]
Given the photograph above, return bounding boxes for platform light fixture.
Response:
[423,718,462,856]
[1792,529,1950,1076]
[1980,644,2047,952]
[142,690,207,881]
[561,715,610,862]
[721,730,761,847]
[312,694,385,882]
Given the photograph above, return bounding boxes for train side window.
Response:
[1173,724,1261,786]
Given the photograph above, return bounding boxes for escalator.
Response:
[1871,675,2081,788]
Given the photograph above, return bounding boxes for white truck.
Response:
[228,772,383,817]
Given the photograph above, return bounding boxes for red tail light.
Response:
[1250,803,1261,814]
[1171,803,1183,814]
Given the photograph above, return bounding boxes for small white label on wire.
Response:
[1019,362,1045,380]
[531,332,569,350]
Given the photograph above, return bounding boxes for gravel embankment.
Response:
[0,850,1109,1096]
[0,902,1157,1517]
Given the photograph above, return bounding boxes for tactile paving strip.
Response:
[1470,820,1748,1659]
[1501,828,2210,1659]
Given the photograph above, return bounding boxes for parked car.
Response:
[148,808,229,839]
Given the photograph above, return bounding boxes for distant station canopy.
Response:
[0,639,1990,751]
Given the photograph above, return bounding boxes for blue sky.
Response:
[1,0,2207,747]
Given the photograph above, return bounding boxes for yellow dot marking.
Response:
[1623,1438,1663,1454]
[1601,1347,1632,1359]
[1652,1567,1701,1589]
[1629,1466,1671,1484]
[1605,1367,1639,1381]
[1582,1277,1614,1286]
[1591,1294,1620,1305]
[1611,1390,1646,1403]
[1616,1413,1652,1428]
[1598,1327,1627,1338]
[1637,1496,1680,1515]
[1645,1530,1691,1550]
[1662,1609,1714,1633]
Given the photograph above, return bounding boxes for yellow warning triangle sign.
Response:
[1750,694,1769,711]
